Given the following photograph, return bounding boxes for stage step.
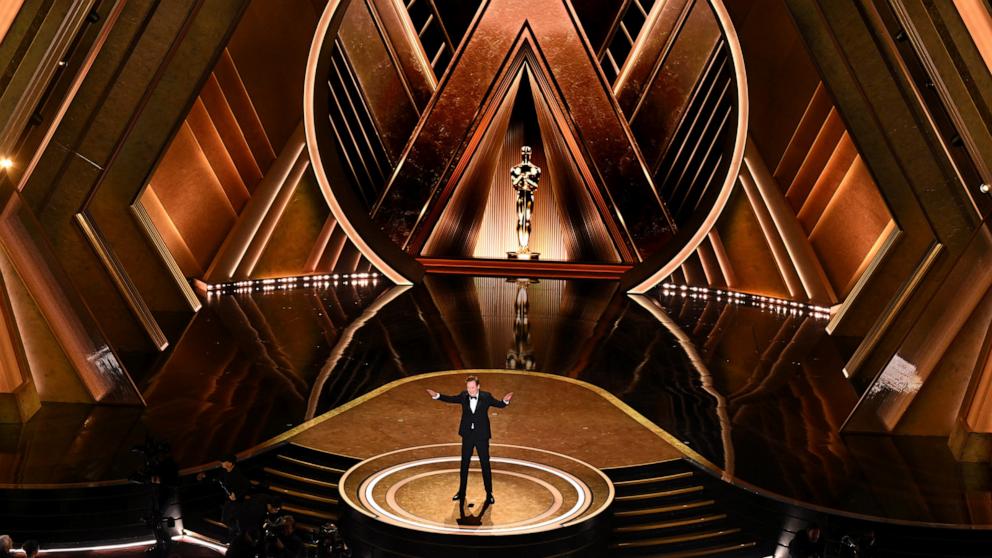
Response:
[275,453,347,476]
[615,485,705,502]
[262,466,339,490]
[614,499,716,519]
[614,471,694,487]
[248,444,354,524]
[626,541,759,558]
[182,443,357,544]
[604,459,764,557]
[614,513,727,533]
[612,527,742,548]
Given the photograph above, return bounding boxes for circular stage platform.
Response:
[339,444,614,557]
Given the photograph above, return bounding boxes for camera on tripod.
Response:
[128,438,174,485]
[313,522,350,558]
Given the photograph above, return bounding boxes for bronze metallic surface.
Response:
[294,370,680,467]
[0,276,988,524]
[782,0,979,389]
[305,0,747,291]
[0,248,90,404]
[225,0,319,151]
[250,171,332,278]
[0,1,90,156]
[147,122,240,275]
[74,212,169,351]
[0,194,142,404]
[614,0,692,116]
[629,0,718,171]
[339,0,423,164]
[365,0,674,255]
[711,186,789,298]
[197,70,265,194]
[339,443,610,535]
[808,157,892,298]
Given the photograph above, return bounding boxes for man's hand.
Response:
[228,492,237,502]
[426,389,439,398]
[503,392,514,403]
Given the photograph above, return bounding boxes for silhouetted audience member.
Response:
[226,532,257,558]
[21,540,39,558]
[789,524,824,558]
[197,453,253,539]
[0,536,12,558]
[315,523,351,558]
[851,530,877,558]
[266,514,305,558]
[241,493,283,537]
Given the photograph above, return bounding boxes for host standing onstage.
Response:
[426,375,513,504]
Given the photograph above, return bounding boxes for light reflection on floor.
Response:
[1,276,988,525]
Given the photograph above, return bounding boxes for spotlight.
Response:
[0,158,12,169]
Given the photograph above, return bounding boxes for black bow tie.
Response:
[470,396,477,400]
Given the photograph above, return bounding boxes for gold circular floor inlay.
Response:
[340,444,614,536]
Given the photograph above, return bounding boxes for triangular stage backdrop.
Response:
[422,61,621,263]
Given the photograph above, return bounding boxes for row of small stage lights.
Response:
[202,272,380,295]
[659,283,833,320]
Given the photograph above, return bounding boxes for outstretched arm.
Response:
[491,392,513,408]
[426,389,461,404]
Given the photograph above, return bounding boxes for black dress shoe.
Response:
[452,493,464,501]
[486,494,495,505]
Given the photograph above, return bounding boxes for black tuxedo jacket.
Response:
[436,390,508,439]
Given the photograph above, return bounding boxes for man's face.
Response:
[466,380,480,397]
[221,460,235,472]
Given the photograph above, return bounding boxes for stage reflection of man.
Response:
[426,375,513,504]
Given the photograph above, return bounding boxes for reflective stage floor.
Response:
[2,276,990,526]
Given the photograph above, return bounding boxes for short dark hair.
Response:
[22,540,39,556]
[221,453,238,464]
[465,375,480,385]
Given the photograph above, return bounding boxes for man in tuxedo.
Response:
[427,375,513,504]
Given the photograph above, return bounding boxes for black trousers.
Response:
[458,433,493,496]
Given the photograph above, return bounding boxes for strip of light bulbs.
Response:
[202,272,380,295]
[659,283,832,320]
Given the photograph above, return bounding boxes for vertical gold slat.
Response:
[74,212,169,351]
[130,201,202,312]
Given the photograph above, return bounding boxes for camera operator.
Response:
[240,494,282,539]
[315,523,351,558]
[196,453,252,540]
[129,438,180,557]
[264,515,305,558]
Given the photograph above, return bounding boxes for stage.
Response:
[286,370,682,468]
[272,370,683,555]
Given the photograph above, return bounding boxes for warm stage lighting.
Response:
[200,272,381,296]
[659,283,833,320]
[0,158,12,170]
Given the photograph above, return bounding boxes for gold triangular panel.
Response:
[422,60,621,263]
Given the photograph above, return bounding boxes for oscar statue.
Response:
[508,146,541,259]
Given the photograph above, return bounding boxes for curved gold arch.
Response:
[626,0,749,294]
[305,0,747,290]
[304,0,416,286]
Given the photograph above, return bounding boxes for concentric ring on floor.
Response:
[339,443,613,536]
